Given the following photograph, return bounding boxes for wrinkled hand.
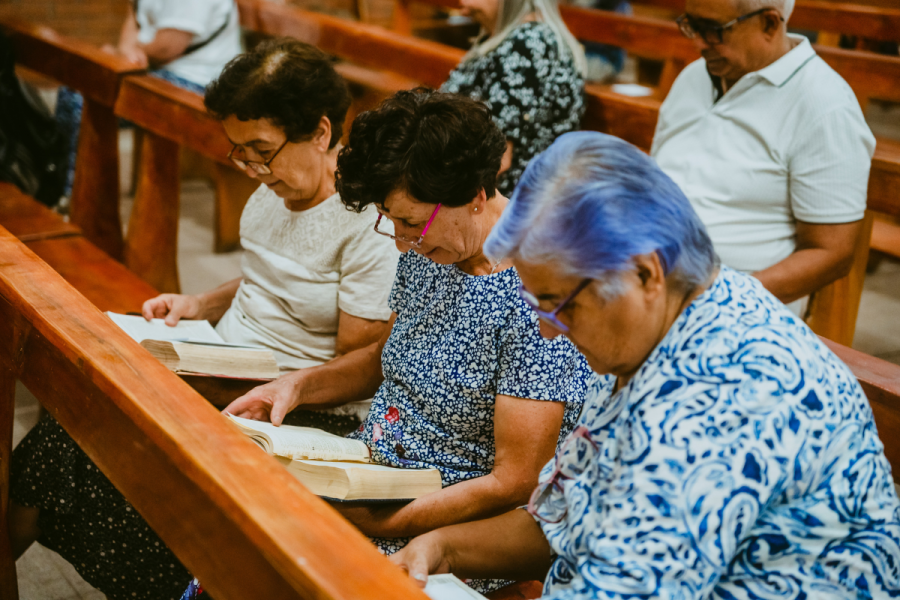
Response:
[223,372,304,425]
[142,293,203,326]
[390,532,452,588]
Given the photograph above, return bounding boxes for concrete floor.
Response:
[12,96,900,598]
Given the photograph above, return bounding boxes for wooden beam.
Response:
[115,76,234,166]
[69,98,123,259]
[237,0,462,89]
[0,16,143,106]
[0,226,431,600]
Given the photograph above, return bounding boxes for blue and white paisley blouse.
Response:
[349,250,591,487]
[537,267,900,599]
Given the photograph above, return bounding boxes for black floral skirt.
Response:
[11,411,362,600]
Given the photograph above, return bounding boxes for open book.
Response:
[228,415,442,501]
[424,574,488,600]
[108,312,280,380]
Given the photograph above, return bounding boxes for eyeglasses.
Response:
[518,279,591,334]
[676,8,781,45]
[374,203,442,249]
[527,425,598,524]
[227,139,289,175]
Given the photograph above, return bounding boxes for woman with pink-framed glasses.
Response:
[219,89,592,596]
[390,131,900,599]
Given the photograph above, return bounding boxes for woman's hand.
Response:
[390,532,452,588]
[223,370,306,425]
[142,293,204,326]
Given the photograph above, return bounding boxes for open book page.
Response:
[424,575,488,600]
[227,415,370,462]
[107,312,224,344]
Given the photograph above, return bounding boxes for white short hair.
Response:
[740,0,795,21]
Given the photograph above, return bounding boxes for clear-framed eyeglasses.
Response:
[227,139,289,175]
[518,279,592,334]
[527,425,599,524]
[374,203,442,249]
[676,8,781,45]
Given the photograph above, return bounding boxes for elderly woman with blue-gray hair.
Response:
[391,131,900,598]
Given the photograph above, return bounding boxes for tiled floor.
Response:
[11,92,900,598]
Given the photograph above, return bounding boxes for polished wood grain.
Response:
[805,211,874,346]
[124,130,181,293]
[69,98,124,259]
[237,0,462,89]
[0,15,143,106]
[115,76,234,166]
[24,236,158,314]
[0,182,81,242]
[0,225,431,600]
[601,0,900,41]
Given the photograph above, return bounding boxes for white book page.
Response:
[294,460,433,472]
[107,312,224,344]
[228,416,370,462]
[424,574,488,600]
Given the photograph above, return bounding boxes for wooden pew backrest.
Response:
[0,225,431,600]
[0,16,145,260]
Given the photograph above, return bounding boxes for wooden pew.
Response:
[0,16,143,261]
[605,0,900,43]
[113,75,259,293]
[0,222,432,600]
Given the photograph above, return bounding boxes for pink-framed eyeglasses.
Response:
[374,203,442,249]
[527,425,598,524]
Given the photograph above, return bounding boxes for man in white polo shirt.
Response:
[651,0,875,315]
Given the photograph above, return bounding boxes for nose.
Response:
[691,36,712,52]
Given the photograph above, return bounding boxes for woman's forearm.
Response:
[196,278,242,324]
[296,342,385,409]
[348,470,530,538]
[432,510,553,582]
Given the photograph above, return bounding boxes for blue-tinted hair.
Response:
[485,131,718,295]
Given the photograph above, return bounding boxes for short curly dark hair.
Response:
[336,88,507,211]
[204,38,350,148]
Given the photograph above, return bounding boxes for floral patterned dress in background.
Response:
[441,21,585,197]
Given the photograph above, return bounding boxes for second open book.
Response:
[227,415,442,501]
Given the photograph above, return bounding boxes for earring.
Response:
[474,208,479,212]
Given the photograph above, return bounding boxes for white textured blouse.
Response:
[651,35,875,276]
[215,185,399,372]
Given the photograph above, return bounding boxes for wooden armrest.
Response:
[821,337,900,480]
[237,0,462,89]
[0,16,144,106]
[0,225,430,600]
[870,139,900,217]
[0,182,81,242]
[114,75,234,166]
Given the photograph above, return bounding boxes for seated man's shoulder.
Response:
[788,54,861,115]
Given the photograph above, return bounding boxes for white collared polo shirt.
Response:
[651,35,875,275]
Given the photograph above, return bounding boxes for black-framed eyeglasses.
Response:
[676,8,782,45]
[518,279,591,334]
[227,139,289,175]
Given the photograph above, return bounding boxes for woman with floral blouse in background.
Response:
[441,0,587,196]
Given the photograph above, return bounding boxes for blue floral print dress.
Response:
[534,267,900,599]
[353,250,591,553]
[180,250,591,599]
